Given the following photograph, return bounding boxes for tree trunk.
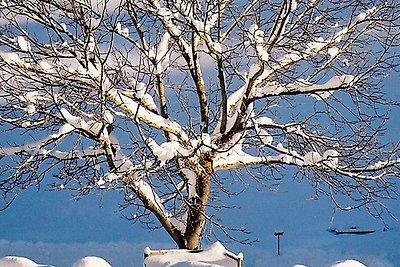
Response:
[182,154,213,249]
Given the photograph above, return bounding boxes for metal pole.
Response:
[274,230,284,256]
[277,235,280,255]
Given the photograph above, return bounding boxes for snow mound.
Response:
[143,242,242,267]
[329,260,367,267]
[72,256,112,267]
[166,262,221,267]
[0,256,51,267]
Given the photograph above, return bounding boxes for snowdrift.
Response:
[329,259,367,267]
[143,242,243,267]
[0,256,52,267]
[142,242,367,267]
[72,256,112,267]
[0,247,367,267]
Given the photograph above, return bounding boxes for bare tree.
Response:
[0,0,399,249]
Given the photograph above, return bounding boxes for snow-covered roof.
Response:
[143,242,243,267]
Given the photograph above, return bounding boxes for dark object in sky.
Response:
[328,226,376,235]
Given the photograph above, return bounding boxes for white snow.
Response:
[323,149,339,168]
[248,24,259,37]
[58,123,75,135]
[168,211,187,233]
[0,51,26,67]
[157,32,170,61]
[147,138,191,166]
[87,36,96,52]
[25,104,36,114]
[108,88,188,141]
[143,242,242,267]
[158,7,173,17]
[104,111,114,124]
[0,0,7,7]
[0,243,377,267]
[136,179,165,213]
[354,12,366,24]
[116,22,129,37]
[291,0,298,11]
[165,263,215,266]
[16,36,31,52]
[213,143,263,170]
[70,253,366,267]
[155,32,170,73]
[329,260,366,267]
[279,51,302,65]
[115,22,122,34]
[59,108,103,135]
[328,47,339,58]
[335,27,349,42]
[255,116,273,125]
[38,60,56,73]
[61,23,67,31]
[0,256,50,267]
[181,167,197,198]
[103,172,118,182]
[256,74,354,99]
[144,246,152,255]
[226,85,244,115]
[96,178,106,187]
[120,27,129,38]
[303,151,322,166]
[323,75,354,88]
[307,37,325,53]
[72,256,112,267]
[129,82,157,111]
[60,108,85,128]
[248,24,269,61]
[257,128,273,145]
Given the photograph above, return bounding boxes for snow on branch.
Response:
[255,75,355,99]
[107,88,188,141]
[147,138,191,166]
[103,134,185,234]
[59,108,106,136]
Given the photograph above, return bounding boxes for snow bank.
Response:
[0,256,51,267]
[0,251,376,267]
[0,255,114,267]
[329,260,367,267]
[72,256,112,267]
[143,243,367,267]
[143,242,243,267]
[292,259,366,267]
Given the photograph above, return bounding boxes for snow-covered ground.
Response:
[0,241,391,267]
[0,252,368,267]
[0,256,52,267]
[72,256,112,267]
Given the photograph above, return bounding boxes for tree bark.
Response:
[182,153,213,249]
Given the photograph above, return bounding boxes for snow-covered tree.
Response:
[0,0,399,249]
